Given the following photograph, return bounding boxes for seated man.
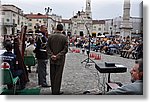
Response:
[124,42,136,58]
[105,59,143,95]
[132,42,143,60]
[120,42,131,57]
[0,41,25,89]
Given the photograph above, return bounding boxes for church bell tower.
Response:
[85,0,92,18]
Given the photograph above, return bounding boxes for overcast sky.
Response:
[1,0,142,19]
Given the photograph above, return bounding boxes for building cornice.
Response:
[2,4,21,10]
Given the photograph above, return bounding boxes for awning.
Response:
[92,32,96,34]
[97,35,105,38]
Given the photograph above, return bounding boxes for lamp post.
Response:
[110,27,112,37]
[45,7,52,28]
[114,25,117,37]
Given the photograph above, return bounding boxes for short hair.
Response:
[56,24,63,31]
[30,39,35,44]
[135,59,143,72]
[5,41,13,51]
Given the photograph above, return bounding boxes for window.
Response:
[43,19,47,22]
[2,18,4,23]
[6,19,10,22]
[2,12,5,15]
[13,19,15,24]
[35,23,39,26]
[18,16,20,25]
[93,26,96,30]
[13,14,16,17]
[21,22,23,25]
[98,28,101,31]
[28,23,32,27]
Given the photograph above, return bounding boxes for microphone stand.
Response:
[81,24,95,67]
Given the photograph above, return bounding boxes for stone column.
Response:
[120,0,132,40]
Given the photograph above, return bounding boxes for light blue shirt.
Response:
[105,80,143,95]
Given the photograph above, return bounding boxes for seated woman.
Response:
[24,39,36,73]
[25,39,35,56]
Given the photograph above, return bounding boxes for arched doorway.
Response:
[80,31,84,36]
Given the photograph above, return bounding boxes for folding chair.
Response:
[1,68,20,95]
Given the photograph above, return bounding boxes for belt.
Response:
[39,49,46,52]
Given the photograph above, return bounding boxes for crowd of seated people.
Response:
[92,39,120,55]
[68,35,143,60]
[131,42,143,60]
[120,41,143,59]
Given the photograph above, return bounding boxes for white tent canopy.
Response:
[97,35,105,38]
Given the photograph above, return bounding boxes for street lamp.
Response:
[45,7,52,28]
[110,27,112,37]
[114,25,117,36]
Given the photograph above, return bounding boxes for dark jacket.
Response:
[0,51,22,77]
[46,32,68,65]
[34,35,48,59]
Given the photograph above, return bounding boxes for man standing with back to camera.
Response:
[47,23,68,95]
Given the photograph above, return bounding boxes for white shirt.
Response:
[25,44,35,56]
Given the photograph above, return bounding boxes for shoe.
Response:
[95,93,102,95]
[41,84,51,87]
[58,92,64,95]
[52,91,64,95]
[83,91,90,94]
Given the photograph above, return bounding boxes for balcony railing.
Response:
[3,23,17,27]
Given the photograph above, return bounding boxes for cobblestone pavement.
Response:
[25,47,135,95]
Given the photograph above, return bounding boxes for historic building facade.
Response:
[105,16,142,37]
[25,13,62,34]
[25,13,47,33]
[1,4,27,35]
[1,0,142,38]
[71,0,92,37]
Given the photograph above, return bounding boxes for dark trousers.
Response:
[37,59,48,85]
[50,64,64,94]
